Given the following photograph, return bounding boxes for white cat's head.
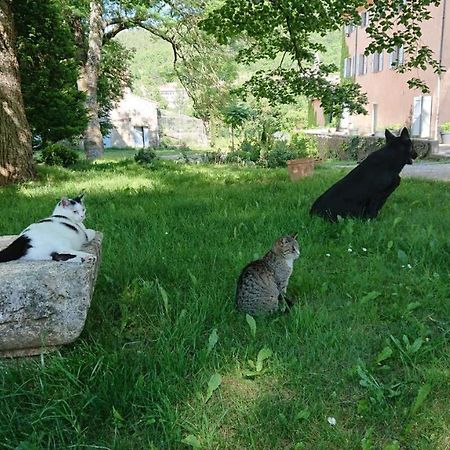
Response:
[53,193,86,223]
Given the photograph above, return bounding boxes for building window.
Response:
[351,55,357,76]
[344,24,355,36]
[360,11,370,27]
[389,46,405,69]
[372,51,384,72]
[358,54,368,75]
[343,57,352,77]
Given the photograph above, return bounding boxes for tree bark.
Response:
[0,0,34,185]
[83,0,104,160]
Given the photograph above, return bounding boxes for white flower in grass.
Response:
[401,265,405,268]
[362,247,367,252]
[165,231,169,235]
[348,248,353,253]
[407,264,412,269]
[327,416,337,426]
[326,253,331,257]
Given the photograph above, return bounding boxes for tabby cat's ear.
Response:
[291,232,298,240]
[59,197,70,208]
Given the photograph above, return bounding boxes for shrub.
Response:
[265,141,298,168]
[201,151,227,164]
[263,135,319,168]
[134,148,157,165]
[225,141,262,164]
[239,140,262,161]
[440,122,450,133]
[290,132,319,159]
[40,143,80,167]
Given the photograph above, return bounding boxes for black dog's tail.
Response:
[0,235,32,262]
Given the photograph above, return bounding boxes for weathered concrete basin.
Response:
[0,232,102,357]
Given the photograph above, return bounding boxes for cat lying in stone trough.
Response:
[0,193,96,263]
[310,128,418,222]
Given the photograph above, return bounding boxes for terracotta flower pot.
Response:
[287,158,315,181]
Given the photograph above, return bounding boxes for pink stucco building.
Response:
[341,1,450,139]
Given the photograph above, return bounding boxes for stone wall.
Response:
[158,110,209,148]
[309,133,438,161]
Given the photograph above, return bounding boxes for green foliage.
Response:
[264,140,310,168]
[39,143,80,167]
[264,141,299,168]
[340,28,350,77]
[290,132,319,158]
[174,20,240,123]
[98,40,134,135]
[228,140,262,162]
[134,148,157,165]
[223,103,255,150]
[365,0,443,93]
[222,104,254,129]
[115,29,177,105]
[222,133,317,168]
[13,0,87,145]
[203,0,441,114]
[440,122,450,133]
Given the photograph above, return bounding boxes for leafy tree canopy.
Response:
[201,0,443,117]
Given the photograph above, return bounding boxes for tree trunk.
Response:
[0,0,34,185]
[83,0,104,160]
[230,126,235,151]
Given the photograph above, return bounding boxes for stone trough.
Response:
[0,232,103,357]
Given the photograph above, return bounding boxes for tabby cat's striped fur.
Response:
[236,233,300,316]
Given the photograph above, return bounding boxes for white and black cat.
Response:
[0,193,96,263]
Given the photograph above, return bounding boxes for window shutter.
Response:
[399,46,405,65]
[389,51,394,68]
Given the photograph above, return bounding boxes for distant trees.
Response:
[13,0,87,146]
[13,0,133,159]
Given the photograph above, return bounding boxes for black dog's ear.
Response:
[385,129,396,142]
[400,127,410,140]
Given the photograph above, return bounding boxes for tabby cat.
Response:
[236,233,300,316]
[0,193,96,263]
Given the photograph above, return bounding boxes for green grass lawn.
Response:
[0,160,449,449]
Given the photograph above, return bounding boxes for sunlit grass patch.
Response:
[0,161,449,449]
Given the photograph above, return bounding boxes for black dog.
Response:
[310,128,417,221]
